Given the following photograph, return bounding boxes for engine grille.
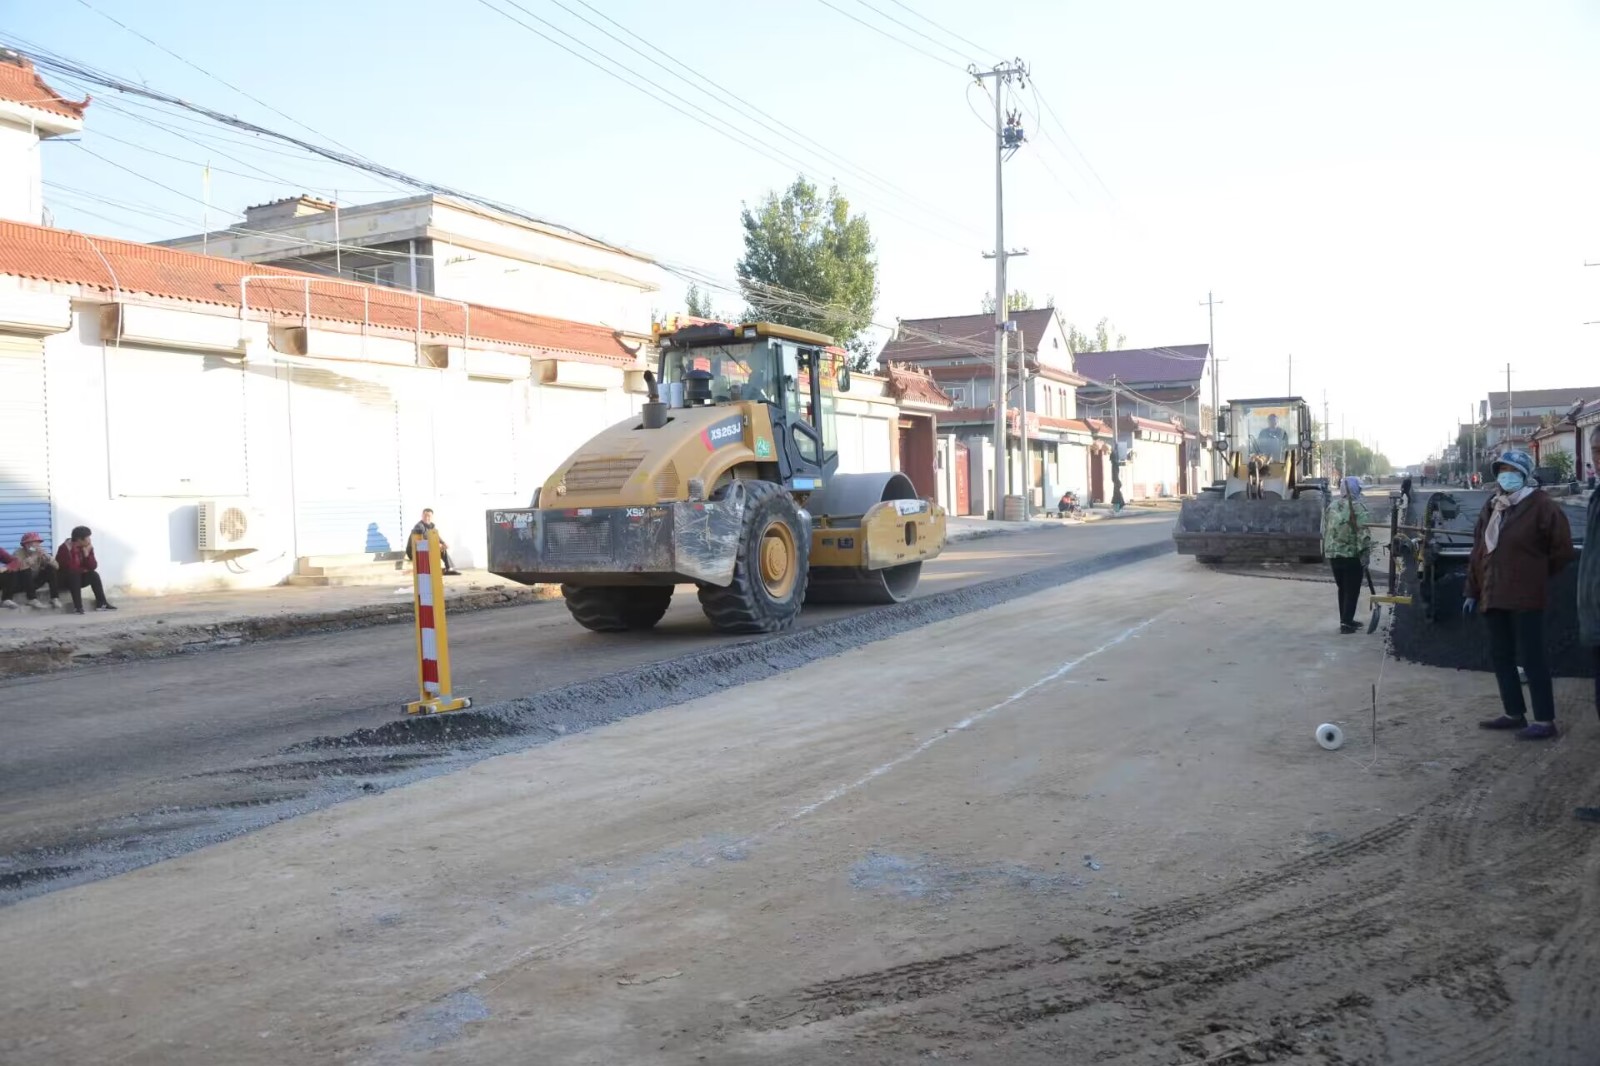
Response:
[563,455,644,495]
[545,518,613,562]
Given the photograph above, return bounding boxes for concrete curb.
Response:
[0,585,561,681]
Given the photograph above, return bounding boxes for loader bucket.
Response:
[1173,493,1326,562]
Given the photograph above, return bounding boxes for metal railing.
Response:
[238,274,472,358]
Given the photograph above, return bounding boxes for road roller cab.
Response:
[486,321,948,634]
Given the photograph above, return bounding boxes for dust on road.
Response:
[1,553,1595,1065]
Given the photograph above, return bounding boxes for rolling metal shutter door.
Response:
[105,349,247,497]
[0,335,50,549]
[461,377,517,494]
[289,366,404,555]
[530,385,610,490]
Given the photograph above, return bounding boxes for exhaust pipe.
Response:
[641,369,669,429]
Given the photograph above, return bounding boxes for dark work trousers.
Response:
[1593,647,1599,717]
[2,568,57,603]
[1483,609,1555,723]
[1329,556,1364,627]
[62,569,109,612]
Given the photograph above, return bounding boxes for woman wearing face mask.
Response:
[1324,475,1374,634]
[1463,449,1576,739]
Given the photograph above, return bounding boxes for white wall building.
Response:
[0,223,906,597]
[158,193,669,343]
[0,52,87,225]
[0,220,654,593]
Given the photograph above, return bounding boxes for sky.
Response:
[7,0,1598,465]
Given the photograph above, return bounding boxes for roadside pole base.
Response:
[405,695,472,715]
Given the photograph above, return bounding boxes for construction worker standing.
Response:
[1324,476,1373,634]
[1463,449,1575,740]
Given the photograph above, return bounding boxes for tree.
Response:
[1321,439,1392,478]
[1546,450,1575,483]
[1065,316,1126,353]
[980,290,1036,314]
[737,176,879,370]
[685,283,715,320]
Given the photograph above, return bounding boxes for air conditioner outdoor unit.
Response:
[197,499,266,553]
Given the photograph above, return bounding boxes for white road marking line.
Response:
[785,610,1173,822]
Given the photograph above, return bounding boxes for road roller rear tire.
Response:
[562,585,674,632]
[698,480,809,634]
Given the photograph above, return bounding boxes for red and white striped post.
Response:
[405,529,471,715]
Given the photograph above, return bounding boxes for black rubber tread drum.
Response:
[561,585,674,632]
[697,480,809,634]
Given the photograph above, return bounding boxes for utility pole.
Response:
[1200,291,1223,479]
[975,58,1029,519]
[1323,391,1331,478]
[1505,363,1513,441]
[1341,414,1347,478]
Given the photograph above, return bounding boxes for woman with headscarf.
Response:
[1463,448,1576,739]
[1323,475,1373,634]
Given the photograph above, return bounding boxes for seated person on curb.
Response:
[1,532,60,609]
[56,526,116,614]
[405,508,462,576]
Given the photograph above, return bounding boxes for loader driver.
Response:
[1254,413,1290,463]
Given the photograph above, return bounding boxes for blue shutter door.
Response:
[0,335,51,552]
[289,366,404,557]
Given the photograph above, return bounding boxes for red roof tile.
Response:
[0,219,635,364]
[0,53,89,121]
[885,363,952,408]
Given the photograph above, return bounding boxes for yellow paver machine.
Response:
[487,321,947,633]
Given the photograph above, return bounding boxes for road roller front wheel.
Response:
[698,481,809,634]
[562,585,674,632]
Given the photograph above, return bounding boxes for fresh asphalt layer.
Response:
[0,518,1174,904]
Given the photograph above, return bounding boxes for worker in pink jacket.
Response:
[56,525,116,614]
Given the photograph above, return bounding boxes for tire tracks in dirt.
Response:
[720,742,1600,1064]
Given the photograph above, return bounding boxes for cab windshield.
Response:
[662,343,780,405]
[1236,403,1297,463]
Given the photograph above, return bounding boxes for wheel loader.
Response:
[486,321,947,634]
[1172,396,1328,563]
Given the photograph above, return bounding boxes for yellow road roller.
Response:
[487,321,947,633]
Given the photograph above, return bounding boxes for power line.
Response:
[1026,78,1122,210]
[847,0,974,65]
[811,0,966,69]
[69,0,376,162]
[470,0,979,247]
[880,0,1001,59]
[549,0,978,237]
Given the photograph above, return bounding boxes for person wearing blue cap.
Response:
[1323,475,1373,633]
[1463,448,1576,739]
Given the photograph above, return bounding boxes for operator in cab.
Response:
[1253,413,1289,463]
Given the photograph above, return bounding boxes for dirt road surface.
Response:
[0,519,1172,901]
[3,552,1596,1065]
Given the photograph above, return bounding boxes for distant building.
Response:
[1481,385,1600,453]
[1072,344,1212,497]
[877,308,1093,515]
[0,51,88,224]
[158,193,668,342]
